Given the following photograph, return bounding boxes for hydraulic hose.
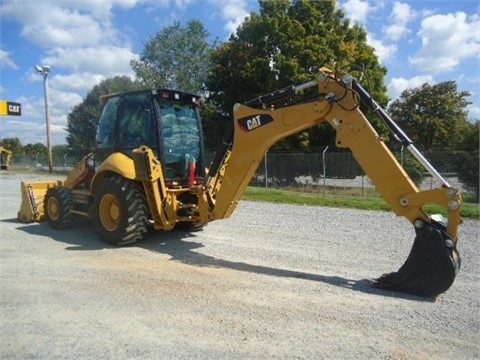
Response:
[352,79,450,187]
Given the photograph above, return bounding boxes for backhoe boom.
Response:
[206,68,461,296]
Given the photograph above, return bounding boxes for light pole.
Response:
[35,64,53,173]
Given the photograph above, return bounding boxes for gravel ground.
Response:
[1,171,479,360]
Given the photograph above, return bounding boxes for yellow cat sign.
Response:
[0,101,21,116]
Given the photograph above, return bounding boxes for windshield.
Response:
[157,99,200,179]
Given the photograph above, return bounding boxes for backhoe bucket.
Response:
[17,180,63,223]
[374,219,460,297]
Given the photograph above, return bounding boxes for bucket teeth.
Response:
[374,219,460,297]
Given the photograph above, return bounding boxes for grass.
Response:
[5,168,479,219]
[243,186,480,219]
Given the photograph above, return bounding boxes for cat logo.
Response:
[238,114,273,132]
[0,101,22,116]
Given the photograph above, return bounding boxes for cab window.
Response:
[118,92,156,148]
[96,97,119,148]
[159,102,200,178]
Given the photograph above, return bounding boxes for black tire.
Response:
[44,186,75,229]
[93,176,149,246]
[174,221,206,232]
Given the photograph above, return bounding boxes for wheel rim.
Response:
[47,197,60,221]
[99,194,120,231]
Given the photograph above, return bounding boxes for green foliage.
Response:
[52,144,69,163]
[1,137,22,153]
[66,76,142,156]
[401,152,426,185]
[457,120,479,150]
[456,121,479,201]
[23,142,47,156]
[130,20,215,94]
[455,149,479,202]
[388,81,472,151]
[205,0,388,151]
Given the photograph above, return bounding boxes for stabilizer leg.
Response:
[374,219,460,297]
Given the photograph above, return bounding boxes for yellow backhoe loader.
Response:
[17,67,462,296]
[0,146,12,170]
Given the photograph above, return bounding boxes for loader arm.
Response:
[0,146,12,170]
[206,67,461,296]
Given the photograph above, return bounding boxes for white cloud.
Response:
[0,0,141,50]
[8,91,79,145]
[42,46,137,74]
[48,89,83,121]
[209,0,250,35]
[20,7,106,48]
[388,74,434,100]
[341,0,371,25]
[0,93,67,145]
[466,103,480,120]
[384,2,415,41]
[367,34,397,62]
[0,49,18,69]
[409,12,480,74]
[2,2,105,48]
[52,73,110,93]
[0,0,142,145]
[174,0,196,10]
[11,95,44,121]
[65,0,139,18]
[2,118,68,147]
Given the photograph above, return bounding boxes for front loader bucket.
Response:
[374,219,460,297]
[17,180,63,223]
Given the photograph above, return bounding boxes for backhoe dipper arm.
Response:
[207,67,461,296]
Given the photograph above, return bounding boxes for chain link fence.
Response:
[11,153,80,173]
[250,148,479,204]
[9,148,479,204]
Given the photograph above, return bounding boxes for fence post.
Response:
[361,175,364,196]
[322,146,329,198]
[264,151,268,189]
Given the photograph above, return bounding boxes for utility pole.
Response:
[35,65,53,173]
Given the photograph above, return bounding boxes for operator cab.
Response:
[95,89,206,186]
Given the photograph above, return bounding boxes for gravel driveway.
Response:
[1,171,479,359]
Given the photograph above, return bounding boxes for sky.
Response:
[0,0,479,147]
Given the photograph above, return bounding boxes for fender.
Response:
[90,152,137,192]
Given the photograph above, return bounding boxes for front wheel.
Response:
[44,186,75,229]
[93,176,149,246]
[175,222,206,232]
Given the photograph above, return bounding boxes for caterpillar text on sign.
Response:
[0,101,22,116]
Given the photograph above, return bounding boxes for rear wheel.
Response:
[44,186,75,229]
[93,175,149,246]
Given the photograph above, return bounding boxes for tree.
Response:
[457,119,479,151]
[1,137,22,153]
[66,76,142,156]
[388,81,471,151]
[205,0,388,151]
[52,144,69,165]
[456,149,479,202]
[130,20,215,94]
[23,143,47,155]
[455,120,479,202]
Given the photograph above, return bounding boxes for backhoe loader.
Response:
[0,146,12,170]
[17,67,462,297]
